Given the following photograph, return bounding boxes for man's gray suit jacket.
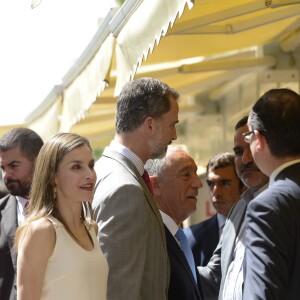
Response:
[244,163,300,300]
[0,194,17,300]
[198,188,254,300]
[93,148,170,300]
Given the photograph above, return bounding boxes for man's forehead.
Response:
[235,124,248,135]
[171,155,195,167]
[208,166,236,179]
[166,160,196,177]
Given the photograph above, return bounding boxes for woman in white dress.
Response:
[15,133,108,300]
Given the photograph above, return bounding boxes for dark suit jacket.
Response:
[0,194,17,300]
[165,226,204,300]
[199,189,255,300]
[244,163,300,300]
[185,214,220,266]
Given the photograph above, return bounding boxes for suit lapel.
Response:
[221,199,247,275]
[1,195,18,271]
[102,148,167,242]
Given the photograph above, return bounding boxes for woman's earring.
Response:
[53,186,57,200]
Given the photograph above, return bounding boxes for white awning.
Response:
[59,10,117,132]
[25,86,62,141]
[22,0,300,148]
[112,0,193,95]
[31,0,42,9]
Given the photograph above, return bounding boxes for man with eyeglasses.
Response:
[242,130,254,144]
[243,88,300,300]
[198,116,268,300]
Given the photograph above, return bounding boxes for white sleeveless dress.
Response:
[41,216,108,300]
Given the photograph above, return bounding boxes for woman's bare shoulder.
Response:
[18,217,55,258]
[21,217,55,248]
[29,217,55,234]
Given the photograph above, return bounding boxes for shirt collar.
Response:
[159,210,179,237]
[217,213,226,229]
[239,183,268,204]
[109,140,144,175]
[254,182,269,196]
[16,196,29,213]
[240,188,255,204]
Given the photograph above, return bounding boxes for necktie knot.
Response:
[24,200,30,216]
[142,170,153,195]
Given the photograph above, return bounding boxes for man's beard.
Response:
[150,145,168,159]
[5,179,31,198]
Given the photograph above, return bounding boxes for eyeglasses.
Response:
[242,130,255,143]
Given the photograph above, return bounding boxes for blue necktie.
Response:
[175,227,197,282]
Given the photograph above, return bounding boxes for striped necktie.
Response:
[23,200,29,216]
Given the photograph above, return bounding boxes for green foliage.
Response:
[116,0,126,5]
[93,148,104,161]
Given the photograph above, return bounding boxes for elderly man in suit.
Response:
[93,78,179,300]
[185,152,244,267]
[243,88,300,300]
[146,147,204,300]
[198,116,268,300]
[0,128,43,300]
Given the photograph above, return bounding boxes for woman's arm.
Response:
[17,218,55,300]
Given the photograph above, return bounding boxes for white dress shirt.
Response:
[217,213,226,237]
[159,210,181,245]
[222,219,246,300]
[16,196,29,225]
[109,140,144,176]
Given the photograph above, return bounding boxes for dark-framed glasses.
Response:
[242,130,255,143]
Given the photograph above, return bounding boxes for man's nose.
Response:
[242,147,253,165]
[193,176,203,188]
[3,169,12,181]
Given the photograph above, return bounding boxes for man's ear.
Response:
[143,116,155,135]
[149,176,161,196]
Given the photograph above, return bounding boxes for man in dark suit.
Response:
[185,152,244,266]
[0,180,8,198]
[93,78,179,300]
[0,128,43,300]
[243,88,300,300]
[185,214,219,267]
[146,148,204,300]
[198,116,268,300]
